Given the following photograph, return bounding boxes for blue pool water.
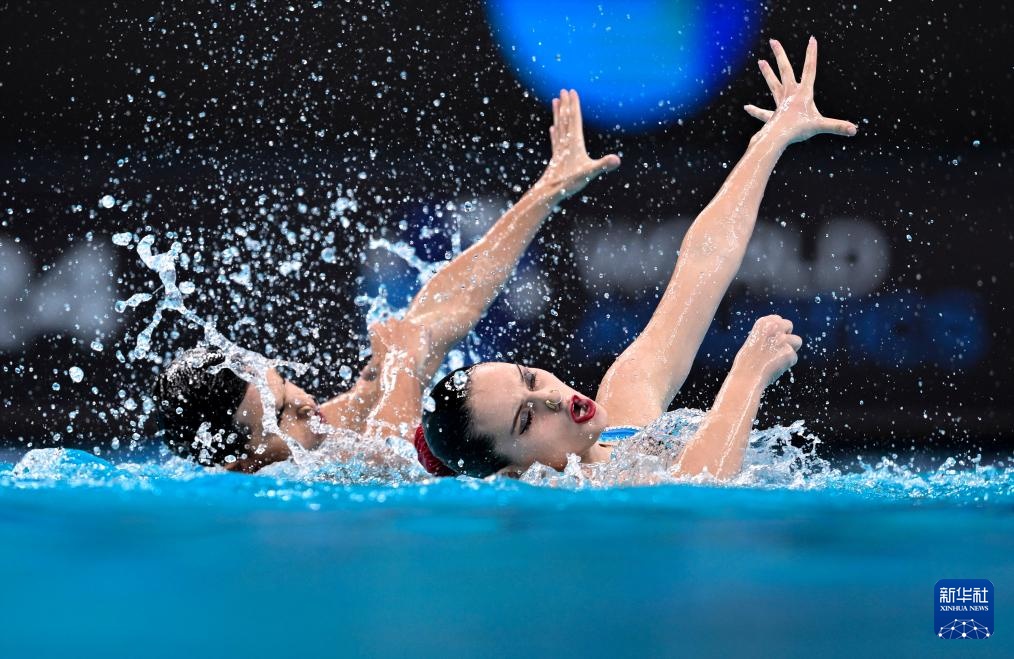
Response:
[2,448,1011,658]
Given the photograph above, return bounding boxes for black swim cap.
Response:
[421,366,510,478]
[152,346,250,466]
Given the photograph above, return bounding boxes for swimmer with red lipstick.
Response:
[419,38,857,480]
[152,89,620,472]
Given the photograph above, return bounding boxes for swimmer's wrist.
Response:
[728,358,769,395]
[385,348,427,379]
[750,119,794,150]
[531,174,569,203]
[746,113,781,139]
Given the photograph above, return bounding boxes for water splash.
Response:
[114,216,481,470]
[517,409,832,489]
[355,235,483,376]
[368,237,446,288]
[517,409,1013,501]
[260,428,427,485]
[101,220,1010,501]
[114,233,311,460]
[4,442,1012,507]
[5,448,151,491]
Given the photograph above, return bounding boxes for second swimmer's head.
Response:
[152,345,326,472]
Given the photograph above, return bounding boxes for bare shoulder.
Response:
[320,379,377,434]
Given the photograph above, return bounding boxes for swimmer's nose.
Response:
[542,390,563,412]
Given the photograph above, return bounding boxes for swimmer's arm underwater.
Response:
[596,37,856,426]
[402,89,620,381]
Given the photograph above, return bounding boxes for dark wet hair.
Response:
[152,346,251,466]
[421,365,511,478]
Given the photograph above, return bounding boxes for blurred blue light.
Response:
[486,0,763,130]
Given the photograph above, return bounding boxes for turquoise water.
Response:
[1,448,1011,658]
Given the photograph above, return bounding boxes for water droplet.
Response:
[69,367,84,383]
[52,382,61,391]
[321,246,337,263]
[338,364,353,380]
[112,231,133,246]
[90,339,104,352]
[100,195,116,209]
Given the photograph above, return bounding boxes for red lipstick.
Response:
[569,395,596,424]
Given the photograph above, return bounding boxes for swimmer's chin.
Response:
[589,400,609,432]
[578,406,609,446]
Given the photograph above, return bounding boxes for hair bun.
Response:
[413,425,456,477]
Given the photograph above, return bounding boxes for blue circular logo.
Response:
[486,0,763,130]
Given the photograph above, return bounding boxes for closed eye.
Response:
[514,364,538,436]
[520,402,533,434]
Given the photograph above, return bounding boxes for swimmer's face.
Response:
[466,362,608,472]
[227,367,327,472]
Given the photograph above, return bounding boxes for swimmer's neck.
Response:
[579,435,614,465]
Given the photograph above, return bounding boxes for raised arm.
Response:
[402,90,620,380]
[673,314,801,479]
[597,37,856,425]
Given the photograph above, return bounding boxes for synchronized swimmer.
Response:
[419,37,856,480]
[154,37,855,483]
[154,87,620,472]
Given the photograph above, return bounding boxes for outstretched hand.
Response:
[538,89,621,199]
[745,37,857,144]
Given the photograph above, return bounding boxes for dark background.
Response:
[1,1,1011,462]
